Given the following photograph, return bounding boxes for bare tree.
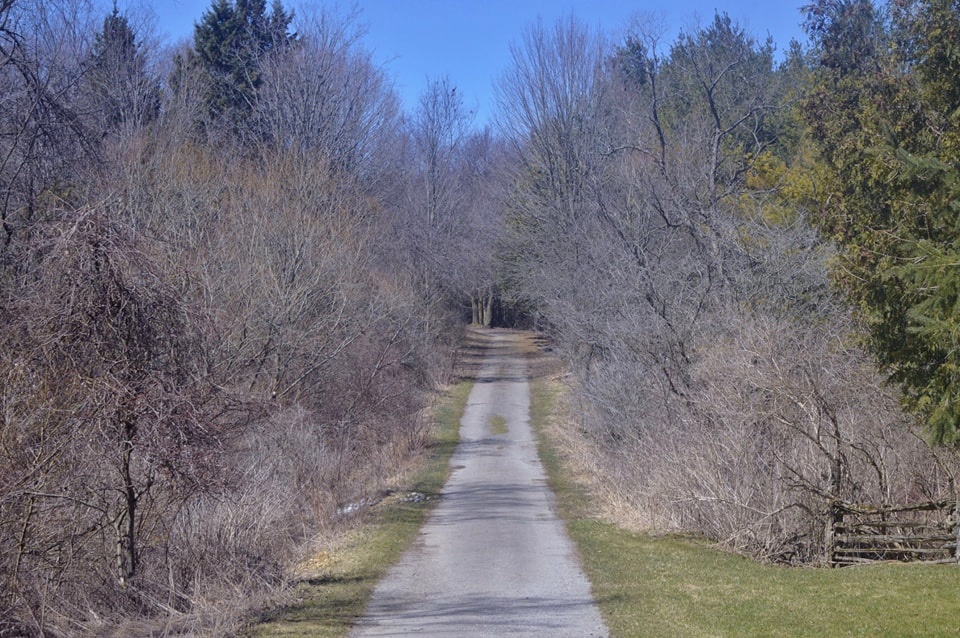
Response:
[0,206,220,634]
[0,0,99,254]
[380,75,489,350]
[410,75,472,230]
[253,6,400,178]
[494,11,956,563]
[495,14,610,335]
[454,129,510,326]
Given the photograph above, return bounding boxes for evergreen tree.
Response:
[86,2,159,133]
[190,0,295,131]
[802,0,960,443]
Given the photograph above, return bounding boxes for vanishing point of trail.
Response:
[351,330,608,637]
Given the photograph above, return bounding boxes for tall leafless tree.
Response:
[253,6,399,178]
[495,12,956,562]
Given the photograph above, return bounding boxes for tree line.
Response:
[0,0,487,633]
[1,0,958,634]
[495,0,960,563]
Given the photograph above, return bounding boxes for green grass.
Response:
[489,414,509,436]
[250,381,471,638]
[529,378,960,638]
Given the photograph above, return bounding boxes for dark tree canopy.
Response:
[190,0,296,128]
[803,0,960,443]
[87,3,160,132]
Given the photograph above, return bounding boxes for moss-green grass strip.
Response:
[529,377,960,638]
[489,414,509,436]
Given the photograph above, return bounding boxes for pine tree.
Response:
[87,2,159,133]
[803,0,960,443]
[190,0,295,131]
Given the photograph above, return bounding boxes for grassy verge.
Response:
[530,377,960,638]
[250,381,471,638]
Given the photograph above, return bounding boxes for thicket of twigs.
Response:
[0,3,479,635]
[496,14,959,563]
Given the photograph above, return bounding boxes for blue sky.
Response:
[145,1,809,127]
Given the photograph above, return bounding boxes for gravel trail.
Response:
[351,330,608,637]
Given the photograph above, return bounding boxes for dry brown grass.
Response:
[531,375,657,533]
[249,380,471,638]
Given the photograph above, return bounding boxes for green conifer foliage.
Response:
[803,0,960,443]
[191,0,295,130]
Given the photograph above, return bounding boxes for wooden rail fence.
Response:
[826,499,959,566]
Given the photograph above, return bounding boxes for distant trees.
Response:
[496,15,608,337]
[388,76,512,329]
[412,76,472,230]
[84,3,160,136]
[252,8,398,171]
[456,129,509,327]
[177,0,296,138]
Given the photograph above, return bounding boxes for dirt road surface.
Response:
[351,330,608,637]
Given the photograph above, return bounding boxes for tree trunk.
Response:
[470,288,494,327]
[118,418,138,587]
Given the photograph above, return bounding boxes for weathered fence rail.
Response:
[826,499,959,566]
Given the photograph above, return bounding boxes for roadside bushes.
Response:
[0,1,451,632]
[498,14,958,564]
[600,312,954,562]
[534,197,957,562]
[546,219,957,563]
[0,207,222,633]
[0,139,447,635]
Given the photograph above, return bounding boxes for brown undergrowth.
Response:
[247,337,476,637]
[516,332,652,533]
